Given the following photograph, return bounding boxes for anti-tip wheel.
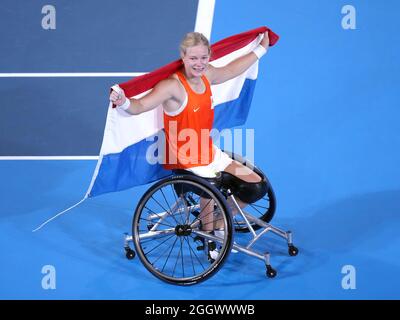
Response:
[288,245,299,256]
[125,248,136,260]
[266,265,277,278]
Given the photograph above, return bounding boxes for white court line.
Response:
[1,2,215,79]
[3,2,215,160]
[0,156,98,160]
[194,0,216,40]
[0,72,147,78]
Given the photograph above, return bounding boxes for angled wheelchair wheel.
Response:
[132,174,233,285]
[222,151,276,233]
[233,186,276,233]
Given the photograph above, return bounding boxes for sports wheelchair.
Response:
[123,152,298,285]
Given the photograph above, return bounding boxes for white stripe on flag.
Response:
[100,36,262,156]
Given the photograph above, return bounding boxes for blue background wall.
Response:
[1,0,399,299]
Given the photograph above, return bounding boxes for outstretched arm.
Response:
[110,79,178,115]
[207,31,270,85]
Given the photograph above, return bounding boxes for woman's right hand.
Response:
[109,87,127,107]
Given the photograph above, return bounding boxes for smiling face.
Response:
[181,44,210,78]
[179,32,211,79]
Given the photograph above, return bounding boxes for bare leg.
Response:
[200,161,261,230]
[224,160,262,183]
[227,197,247,215]
[199,197,215,232]
[198,197,220,260]
[199,197,227,232]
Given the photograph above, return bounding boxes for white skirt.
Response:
[186,145,233,178]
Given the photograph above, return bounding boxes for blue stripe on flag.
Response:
[89,133,171,197]
[89,78,257,196]
[213,78,257,131]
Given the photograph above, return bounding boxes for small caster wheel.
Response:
[266,265,277,278]
[288,245,299,256]
[125,248,136,260]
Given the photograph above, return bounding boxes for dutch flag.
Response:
[33,26,279,231]
[88,26,279,197]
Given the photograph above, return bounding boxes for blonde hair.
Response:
[180,32,211,55]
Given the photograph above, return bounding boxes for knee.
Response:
[250,172,262,183]
[220,172,267,204]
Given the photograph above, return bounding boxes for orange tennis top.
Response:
[163,71,214,170]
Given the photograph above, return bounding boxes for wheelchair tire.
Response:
[222,151,276,233]
[132,174,233,285]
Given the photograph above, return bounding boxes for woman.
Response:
[110,31,270,237]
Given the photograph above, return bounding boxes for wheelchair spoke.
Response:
[198,197,213,216]
[150,195,180,225]
[249,202,269,210]
[168,185,186,224]
[143,234,176,256]
[183,235,205,273]
[138,227,175,240]
[249,203,264,215]
[139,233,172,244]
[144,204,176,224]
[149,237,176,267]
[188,191,201,205]
[199,215,226,230]
[233,216,243,226]
[182,196,191,225]
[186,238,196,276]
[139,215,175,229]
[133,177,234,284]
[185,191,201,223]
[171,238,183,277]
[192,192,223,230]
[170,184,179,204]
[177,195,189,225]
[160,236,179,273]
[180,237,185,278]
[137,228,172,234]
[192,204,223,224]
[160,187,184,225]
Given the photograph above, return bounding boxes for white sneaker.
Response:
[207,240,219,261]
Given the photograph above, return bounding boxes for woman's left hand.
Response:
[260,31,270,49]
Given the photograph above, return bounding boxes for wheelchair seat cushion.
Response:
[218,171,268,204]
[172,169,267,204]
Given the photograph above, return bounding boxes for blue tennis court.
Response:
[1,0,400,299]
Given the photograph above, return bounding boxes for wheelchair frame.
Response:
[123,168,298,285]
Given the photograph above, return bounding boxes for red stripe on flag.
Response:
[116,26,279,99]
